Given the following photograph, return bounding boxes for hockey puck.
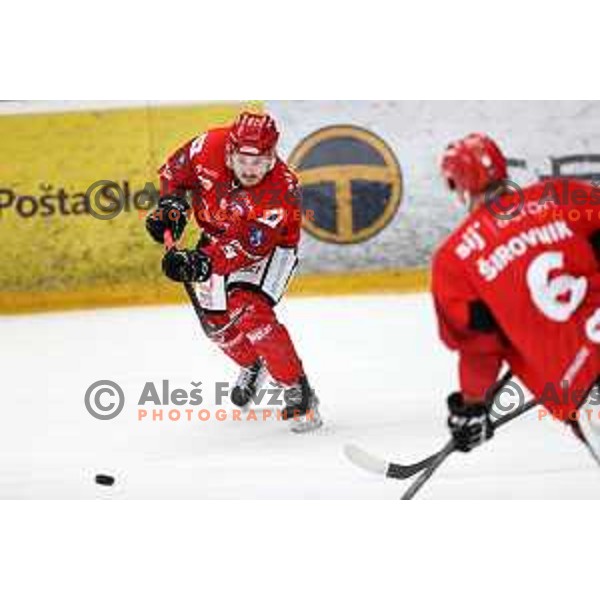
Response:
[95,474,115,486]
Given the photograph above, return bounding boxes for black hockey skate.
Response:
[231,360,263,409]
[281,375,323,433]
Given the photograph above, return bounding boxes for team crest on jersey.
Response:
[288,125,403,244]
[248,225,265,249]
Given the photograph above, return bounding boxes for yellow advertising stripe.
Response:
[0,269,430,315]
[0,281,187,315]
[0,102,262,294]
[287,268,429,296]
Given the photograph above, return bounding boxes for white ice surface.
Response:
[2,292,600,499]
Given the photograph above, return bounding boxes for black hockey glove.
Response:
[162,248,212,283]
[447,392,494,452]
[145,195,190,244]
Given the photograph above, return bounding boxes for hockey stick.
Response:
[343,444,441,480]
[400,440,455,499]
[400,393,537,499]
[344,370,515,480]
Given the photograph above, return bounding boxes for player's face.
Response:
[231,152,273,187]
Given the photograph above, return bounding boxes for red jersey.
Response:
[432,178,600,419]
[158,127,302,276]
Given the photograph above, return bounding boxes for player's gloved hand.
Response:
[162,248,212,283]
[447,392,493,452]
[145,195,190,244]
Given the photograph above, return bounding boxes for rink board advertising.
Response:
[1,100,599,312]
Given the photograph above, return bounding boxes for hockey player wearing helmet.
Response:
[434,133,600,462]
[145,112,322,433]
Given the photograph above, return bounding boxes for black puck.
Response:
[95,474,115,486]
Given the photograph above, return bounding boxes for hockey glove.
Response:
[146,195,190,244]
[162,248,212,283]
[447,392,493,452]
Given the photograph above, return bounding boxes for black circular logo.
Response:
[289,125,403,244]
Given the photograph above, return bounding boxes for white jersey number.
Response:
[526,251,588,323]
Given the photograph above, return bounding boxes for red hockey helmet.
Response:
[228,112,279,156]
[441,133,508,197]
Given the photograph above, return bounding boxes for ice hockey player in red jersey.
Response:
[433,133,600,462]
[145,111,322,432]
